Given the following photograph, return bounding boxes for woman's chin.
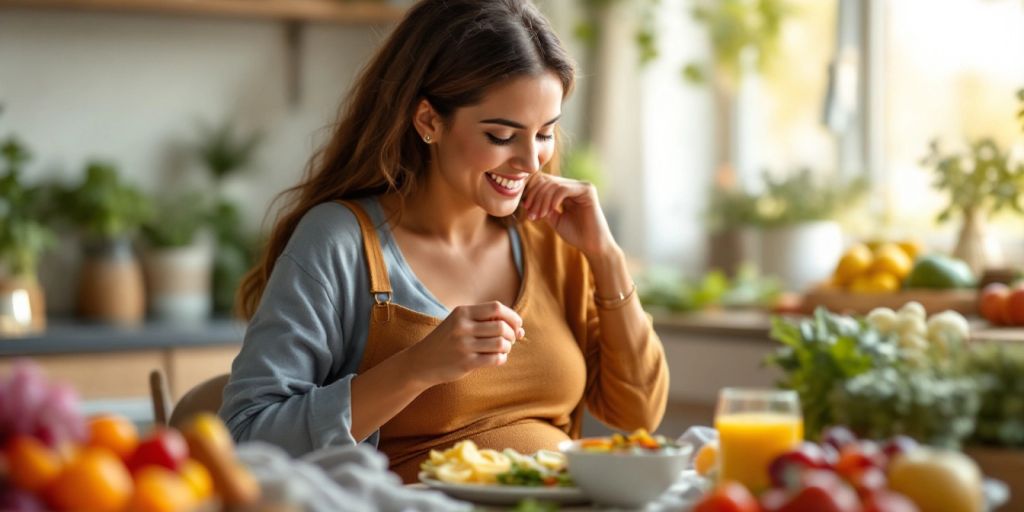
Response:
[483,200,521,219]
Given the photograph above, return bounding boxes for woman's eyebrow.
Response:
[479,115,561,129]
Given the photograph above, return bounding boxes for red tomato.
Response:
[127,428,189,473]
[694,481,761,512]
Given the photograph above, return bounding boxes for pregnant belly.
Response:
[389,420,571,484]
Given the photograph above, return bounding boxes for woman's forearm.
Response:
[585,245,669,429]
[587,246,651,346]
[349,349,432,441]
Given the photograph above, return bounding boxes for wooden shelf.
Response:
[0,0,407,24]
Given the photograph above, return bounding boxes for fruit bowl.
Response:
[558,438,692,508]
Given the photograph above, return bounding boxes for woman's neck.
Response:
[381,176,494,247]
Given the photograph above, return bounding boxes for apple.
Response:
[1004,286,1024,326]
[979,283,1010,325]
[768,442,834,488]
[128,428,189,472]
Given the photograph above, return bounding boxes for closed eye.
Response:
[486,133,556,146]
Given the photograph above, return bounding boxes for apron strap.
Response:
[336,200,393,320]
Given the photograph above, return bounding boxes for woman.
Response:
[220,0,668,483]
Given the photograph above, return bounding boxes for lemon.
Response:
[898,239,924,261]
[834,244,874,286]
[868,271,901,292]
[871,243,913,280]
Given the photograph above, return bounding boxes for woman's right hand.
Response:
[406,301,525,387]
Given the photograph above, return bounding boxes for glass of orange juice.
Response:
[714,388,803,492]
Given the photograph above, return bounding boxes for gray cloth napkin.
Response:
[236,442,472,512]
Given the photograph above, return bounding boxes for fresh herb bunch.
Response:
[767,307,981,447]
[922,138,1024,224]
[0,137,55,277]
[968,343,1024,448]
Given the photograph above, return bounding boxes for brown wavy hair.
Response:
[237,0,576,319]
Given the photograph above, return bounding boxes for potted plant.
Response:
[61,161,151,325]
[711,169,866,291]
[0,136,54,334]
[922,138,1024,277]
[195,120,262,316]
[140,191,213,324]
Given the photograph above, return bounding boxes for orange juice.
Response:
[715,412,803,491]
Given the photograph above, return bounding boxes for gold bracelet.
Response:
[594,281,637,310]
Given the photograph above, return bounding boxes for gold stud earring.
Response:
[423,134,432,144]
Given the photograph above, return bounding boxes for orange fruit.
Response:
[47,446,133,512]
[6,435,64,492]
[179,459,214,501]
[127,466,199,512]
[88,414,139,459]
[693,440,719,476]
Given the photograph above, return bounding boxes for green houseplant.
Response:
[710,169,866,290]
[922,137,1024,276]
[195,120,263,316]
[140,191,214,323]
[62,161,151,324]
[0,136,55,334]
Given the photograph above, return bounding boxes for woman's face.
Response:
[428,71,564,218]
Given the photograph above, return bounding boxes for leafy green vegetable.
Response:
[968,344,1024,448]
[496,463,573,488]
[767,307,982,447]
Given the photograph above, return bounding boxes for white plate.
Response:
[418,473,590,506]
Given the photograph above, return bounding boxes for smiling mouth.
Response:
[486,172,526,191]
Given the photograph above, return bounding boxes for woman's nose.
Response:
[509,140,542,174]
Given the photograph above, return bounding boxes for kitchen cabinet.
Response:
[0,319,243,404]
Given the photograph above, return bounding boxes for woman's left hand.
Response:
[521,173,616,259]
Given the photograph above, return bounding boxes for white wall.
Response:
[0,10,384,313]
[0,10,383,231]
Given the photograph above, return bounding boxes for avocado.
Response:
[904,255,976,289]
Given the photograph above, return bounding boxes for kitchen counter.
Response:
[0,317,245,356]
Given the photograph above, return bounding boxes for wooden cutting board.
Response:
[802,288,978,316]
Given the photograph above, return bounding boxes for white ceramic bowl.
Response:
[559,439,692,508]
